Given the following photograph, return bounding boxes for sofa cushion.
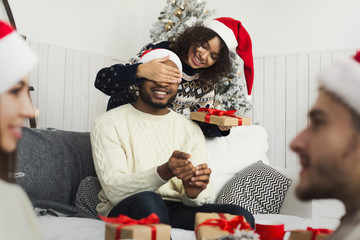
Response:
[75,176,101,218]
[216,161,292,214]
[16,127,97,216]
[206,125,269,199]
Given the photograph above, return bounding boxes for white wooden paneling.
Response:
[296,55,309,169]
[252,58,264,126]
[274,57,286,167]
[37,43,49,128]
[63,49,75,130]
[26,40,357,168]
[28,41,40,109]
[28,41,110,132]
[47,45,66,130]
[263,57,275,166]
[285,56,298,169]
[308,53,321,116]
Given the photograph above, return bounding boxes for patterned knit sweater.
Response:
[90,104,214,216]
[94,41,229,137]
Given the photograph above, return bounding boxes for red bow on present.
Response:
[307,227,334,240]
[195,213,253,235]
[197,108,243,125]
[100,213,160,240]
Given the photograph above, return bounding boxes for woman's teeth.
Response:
[154,91,167,95]
[195,56,202,64]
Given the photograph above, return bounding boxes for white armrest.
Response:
[275,167,312,218]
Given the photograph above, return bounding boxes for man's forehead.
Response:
[310,90,351,120]
[163,59,179,69]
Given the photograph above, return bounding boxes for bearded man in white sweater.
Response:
[90,49,254,230]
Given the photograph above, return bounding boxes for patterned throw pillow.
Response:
[75,176,102,218]
[216,161,292,214]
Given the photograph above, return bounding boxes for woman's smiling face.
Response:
[0,78,34,153]
[185,36,221,69]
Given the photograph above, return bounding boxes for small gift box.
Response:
[194,212,253,240]
[190,108,251,126]
[289,227,334,240]
[101,213,171,240]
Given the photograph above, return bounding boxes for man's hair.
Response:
[321,87,360,131]
[170,24,232,87]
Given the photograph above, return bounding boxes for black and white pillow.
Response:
[75,176,102,218]
[216,161,292,214]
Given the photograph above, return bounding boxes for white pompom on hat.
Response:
[139,48,182,73]
[0,20,38,95]
[318,51,360,115]
[205,17,254,98]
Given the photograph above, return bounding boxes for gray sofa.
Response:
[16,127,98,218]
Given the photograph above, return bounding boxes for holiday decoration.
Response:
[164,21,173,31]
[150,0,214,42]
[150,0,253,114]
[101,213,171,240]
[194,212,255,240]
[214,54,253,115]
[190,108,252,126]
[174,8,183,17]
[289,227,334,240]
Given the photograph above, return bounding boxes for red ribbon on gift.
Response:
[195,213,253,235]
[307,227,334,240]
[100,213,159,240]
[197,108,243,125]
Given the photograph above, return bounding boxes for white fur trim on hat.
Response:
[205,19,237,52]
[0,31,38,95]
[139,49,182,73]
[318,56,360,115]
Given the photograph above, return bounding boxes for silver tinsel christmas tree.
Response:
[150,0,214,42]
[150,0,253,114]
[214,55,253,115]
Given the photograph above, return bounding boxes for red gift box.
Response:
[190,108,252,126]
[289,227,334,240]
[194,212,253,240]
[100,213,171,240]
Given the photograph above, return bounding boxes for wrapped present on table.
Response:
[190,108,251,126]
[194,212,254,240]
[100,213,171,240]
[289,227,334,240]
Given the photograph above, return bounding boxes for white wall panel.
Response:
[263,57,275,166]
[47,45,66,130]
[285,56,298,169]
[308,53,321,111]
[63,49,75,130]
[36,43,49,128]
[274,57,286,167]
[296,55,309,169]
[252,58,264,126]
[27,40,357,168]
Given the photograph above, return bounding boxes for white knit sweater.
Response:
[0,180,42,240]
[91,104,214,216]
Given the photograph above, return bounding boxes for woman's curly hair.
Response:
[170,24,232,86]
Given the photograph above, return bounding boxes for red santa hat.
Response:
[0,20,38,94]
[319,51,360,115]
[140,49,182,72]
[205,17,254,97]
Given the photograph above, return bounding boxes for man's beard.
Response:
[139,87,177,109]
[296,133,359,201]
